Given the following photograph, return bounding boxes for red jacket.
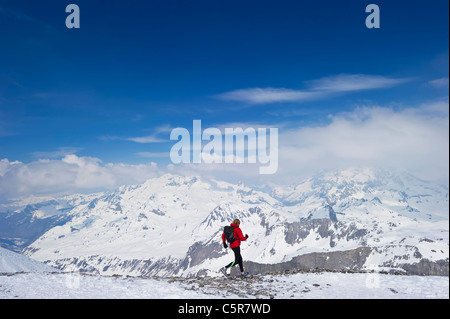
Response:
[222,223,247,248]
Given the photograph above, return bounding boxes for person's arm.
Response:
[236,228,248,241]
[222,232,228,248]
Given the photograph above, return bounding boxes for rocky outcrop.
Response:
[283,219,368,247]
[397,259,449,276]
[45,244,449,277]
[231,247,449,277]
[238,247,372,275]
[181,241,224,269]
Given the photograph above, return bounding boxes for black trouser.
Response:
[225,246,244,272]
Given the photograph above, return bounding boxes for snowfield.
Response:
[0,272,448,299]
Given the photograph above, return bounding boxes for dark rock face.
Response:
[240,247,373,275]
[181,241,224,269]
[232,248,448,277]
[237,247,449,277]
[399,259,449,276]
[283,219,368,246]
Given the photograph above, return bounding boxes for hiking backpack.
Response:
[224,226,237,243]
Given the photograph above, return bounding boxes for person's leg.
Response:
[224,247,244,274]
[224,260,235,269]
[224,248,236,270]
[225,247,240,270]
[234,246,244,273]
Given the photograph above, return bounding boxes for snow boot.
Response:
[219,267,229,276]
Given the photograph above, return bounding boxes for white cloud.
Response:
[217,74,410,104]
[1,102,447,202]
[0,155,160,202]
[163,101,450,186]
[276,102,449,184]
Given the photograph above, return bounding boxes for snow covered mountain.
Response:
[0,193,100,251]
[20,168,449,277]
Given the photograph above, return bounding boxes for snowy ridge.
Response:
[1,271,448,299]
[18,168,449,277]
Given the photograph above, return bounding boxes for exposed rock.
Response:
[399,259,449,276]
[239,247,373,275]
[181,241,224,269]
[283,219,367,246]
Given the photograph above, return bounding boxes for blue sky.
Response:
[0,0,448,199]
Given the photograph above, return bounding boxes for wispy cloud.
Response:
[217,74,411,105]
[31,147,83,159]
[101,134,166,144]
[0,6,35,23]
[126,136,166,144]
[136,152,170,158]
[0,5,55,34]
[428,77,449,88]
[100,125,173,144]
[217,88,319,104]
[306,74,410,92]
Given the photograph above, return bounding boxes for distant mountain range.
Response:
[1,167,448,276]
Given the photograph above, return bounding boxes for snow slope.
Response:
[0,271,448,299]
[0,246,58,274]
